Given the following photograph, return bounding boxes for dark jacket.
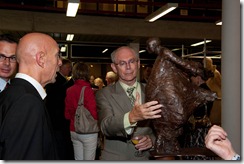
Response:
[0,78,59,160]
[45,72,74,130]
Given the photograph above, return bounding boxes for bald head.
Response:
[16,32,62,87]
[17,33,57,63]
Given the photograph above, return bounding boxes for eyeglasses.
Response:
[0,54,17,63]
[114,58,138,67]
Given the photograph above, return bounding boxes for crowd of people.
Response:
[0,32,240,160]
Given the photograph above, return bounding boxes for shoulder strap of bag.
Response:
[78,86,87,106]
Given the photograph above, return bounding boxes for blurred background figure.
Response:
[94,77,105,90]
[204,57,221,98]
[89,75,99,90]
[89,75,95,86]
[204,57,222,125]
[45,58,74,160]
[140,65,152,84]
[105,71,117,86]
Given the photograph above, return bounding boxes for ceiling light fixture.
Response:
[66,0,80,17]
[215,20,222,26]
[60,46,66,52]
[66,34,74,41]
[191,40,212,47]
[145,3,178,22]
[102,48,108,53]
[171,48,180,51]
[139,50,146,53]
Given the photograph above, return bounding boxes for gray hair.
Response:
[111,46,139,63]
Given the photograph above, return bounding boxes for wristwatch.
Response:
[231,154,240,160]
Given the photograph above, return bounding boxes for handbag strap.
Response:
[78,86,87,106]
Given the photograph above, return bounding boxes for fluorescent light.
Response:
[216,20,222,25]
[66,0,80,17]
[66,34,74,41]
[102,49,108,53]
[191,40,212,47]
[171,48,180,51]
[139,50,146,53]
[60,46,66,52]
[145,3,178,22]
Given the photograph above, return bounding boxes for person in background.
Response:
[65,62,98,160]
[45,58,74,159]
[0,34,18,92]
[89,75,95,85]
[205,125,240,160]
[95,46,162,160]
[204,57,222,126]
[0,32,62,159]
[204,57,221,98]
[94,77,105,90]
[140,65,152,84]
[105,71,117,86]
[89,75,99,90]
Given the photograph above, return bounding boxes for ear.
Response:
[111,63,117,73]
[36,51,45,68]
[137,59,140,69]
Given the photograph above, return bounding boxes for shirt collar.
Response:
[0,78,10,93]
[0,78,6,92]
[119,81,141,104]
[15,73,47,100]
[119,81,137,91]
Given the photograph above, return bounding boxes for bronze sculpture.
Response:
[145,38,217,155]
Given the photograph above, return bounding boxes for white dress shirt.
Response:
[15,73,47,100]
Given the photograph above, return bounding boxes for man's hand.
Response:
[205,125,236,160]
[129,92,162,124]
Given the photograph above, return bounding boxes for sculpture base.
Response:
[150,147,217,159]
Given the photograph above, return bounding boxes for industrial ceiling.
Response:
[0,0,222,64]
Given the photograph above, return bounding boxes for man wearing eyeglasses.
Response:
[95,46,162,160]
[0,34,18,93]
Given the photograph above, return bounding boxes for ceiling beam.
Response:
[0,9,221,41]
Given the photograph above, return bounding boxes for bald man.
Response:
[0,33,62,159]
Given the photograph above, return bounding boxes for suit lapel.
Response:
[111,82,132,113]
[111,82,146,113]
[12,78,42,100]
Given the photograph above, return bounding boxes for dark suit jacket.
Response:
[0,78,59,160]
[45,72,74,130]
[95,81,155,160]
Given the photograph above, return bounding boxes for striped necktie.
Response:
[127,87,136,106]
